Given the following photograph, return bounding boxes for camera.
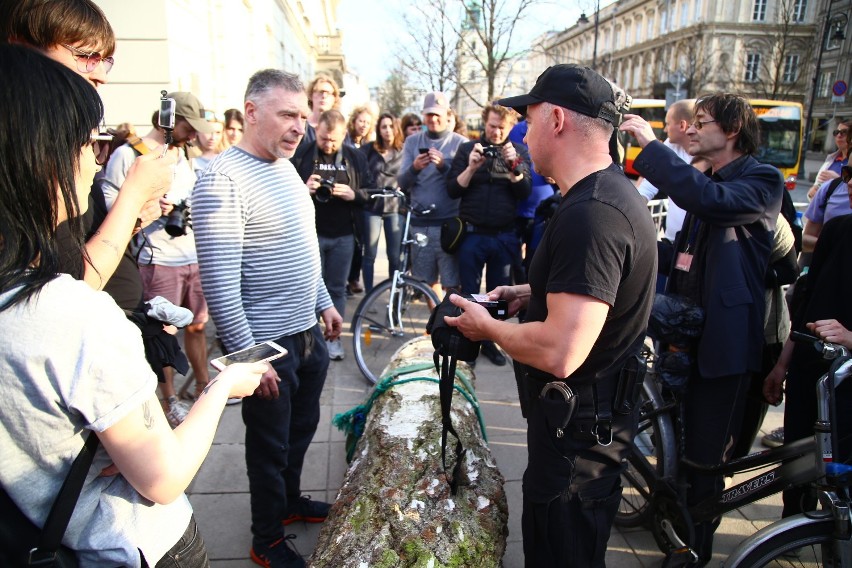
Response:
[480,145,501,159]
[467,294,509,319]
[165,201,190,237]
[315,177,335,203]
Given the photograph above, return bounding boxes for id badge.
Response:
[674,252,694,272]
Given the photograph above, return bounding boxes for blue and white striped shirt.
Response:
[192,146,332,352]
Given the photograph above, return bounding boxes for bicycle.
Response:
[617,334,852,567]
[351,188,440,384]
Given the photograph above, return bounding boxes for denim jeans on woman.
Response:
[141,516,209,567]
[362,211,402,292]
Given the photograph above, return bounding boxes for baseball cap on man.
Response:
[497,64,620,125]
[168,91,214,133]
[422,92,450,115]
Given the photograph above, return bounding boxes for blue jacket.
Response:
[635,141,784,378]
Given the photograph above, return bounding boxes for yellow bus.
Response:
[621,98,803,190]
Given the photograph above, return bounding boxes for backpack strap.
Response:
[821,177,846,209]
[28,432,99,566]
[434,350,466,495]
[125,135,150,156]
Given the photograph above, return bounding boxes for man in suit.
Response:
[621,93,784,565]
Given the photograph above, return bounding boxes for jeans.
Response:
[318,234,355,319]
[362,211,402,292]
[242,325,329,542]
[683,372,750,563]
[142,516,209,567]
[458,231,518,295]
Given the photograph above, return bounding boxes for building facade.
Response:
[94,0,346,129]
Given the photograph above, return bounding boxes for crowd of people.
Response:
[1,0,851,567]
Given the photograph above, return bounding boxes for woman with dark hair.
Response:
[0,44,264,567]
[359,113,405,292]
[221,108,245,150]
[400,112,422,138]
[807,119,850,200]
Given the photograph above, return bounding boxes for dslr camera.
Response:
[165,201,190,237]
[315,177,335,203]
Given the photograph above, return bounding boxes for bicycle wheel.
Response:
[351,277,439,384]
[616,371,677,528]
[724,513,838,567]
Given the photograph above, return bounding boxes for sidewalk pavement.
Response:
[181,269,786,568]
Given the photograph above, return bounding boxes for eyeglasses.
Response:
[61,44,114,74]
[313,90,335,97]
[691,119,717,130]
[90,132,113,166]
[833,129,849,137]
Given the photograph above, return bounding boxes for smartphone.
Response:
[419,147,429,154]
[158,94,176,131]
[210,341,287,371]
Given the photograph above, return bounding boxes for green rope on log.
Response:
[332,362,488,463]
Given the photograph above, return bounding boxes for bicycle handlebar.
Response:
[368,187,434,216]
[790,330,850,360]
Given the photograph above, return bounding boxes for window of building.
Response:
[647,14,655,39]
[792,0,807,22]
[694,0,702,21]
[783,54,799,83]
[818,71,835,97]
[752,0,766,21]
[660,7,668,32]
[635,17,643,42]
[680,0,689,27]
[745,52,760,82]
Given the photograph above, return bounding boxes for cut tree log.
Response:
[311,337,508,568]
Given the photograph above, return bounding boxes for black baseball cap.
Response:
[498,64,620,125]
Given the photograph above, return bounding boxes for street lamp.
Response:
[577,0,600,70]
[803,6,848,159]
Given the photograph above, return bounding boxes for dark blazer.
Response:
[635,141,784,378]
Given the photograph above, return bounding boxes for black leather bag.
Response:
[440,217,466,254]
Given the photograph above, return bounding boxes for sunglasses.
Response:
[833,129,849,137]
[61,44,114,74]
[91,132,113,166]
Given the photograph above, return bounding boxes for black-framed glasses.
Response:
[91,132,113,166]
[691,119,717,130]
[61,44,114,74]
[833,129,849,137]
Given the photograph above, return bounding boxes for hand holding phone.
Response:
[210,341,288,371]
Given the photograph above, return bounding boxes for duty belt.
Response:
[538,379,613,446]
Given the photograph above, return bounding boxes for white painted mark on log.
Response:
[441,499,455,511]
[409,499,426,511]
[477,496,491,510]
[379,381,435,438]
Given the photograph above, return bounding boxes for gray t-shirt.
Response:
[0,275,191,566]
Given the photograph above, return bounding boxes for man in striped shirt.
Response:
[192,69,342,568]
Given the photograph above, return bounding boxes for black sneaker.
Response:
[481,341,507,366]
[250,535,304,568]
[282,495,332,525]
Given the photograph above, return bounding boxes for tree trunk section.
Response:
[311,337,508,567]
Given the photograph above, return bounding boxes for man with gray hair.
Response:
[193,69,342,568]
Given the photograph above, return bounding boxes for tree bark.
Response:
[311,337,509,567]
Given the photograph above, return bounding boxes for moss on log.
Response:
[311,337,508,567]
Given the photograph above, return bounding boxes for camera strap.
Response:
[434,348,467,496]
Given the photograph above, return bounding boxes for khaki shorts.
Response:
[409,225,459,288]
[139,263,208,325]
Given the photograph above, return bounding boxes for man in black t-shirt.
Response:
[445,65,657,567]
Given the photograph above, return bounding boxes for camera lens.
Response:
[315,179,334,203]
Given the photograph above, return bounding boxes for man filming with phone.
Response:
[101,91,215,427]
[447,103,531,366]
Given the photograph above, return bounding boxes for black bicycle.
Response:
[618,334,852,566]
[350,188,440,384]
